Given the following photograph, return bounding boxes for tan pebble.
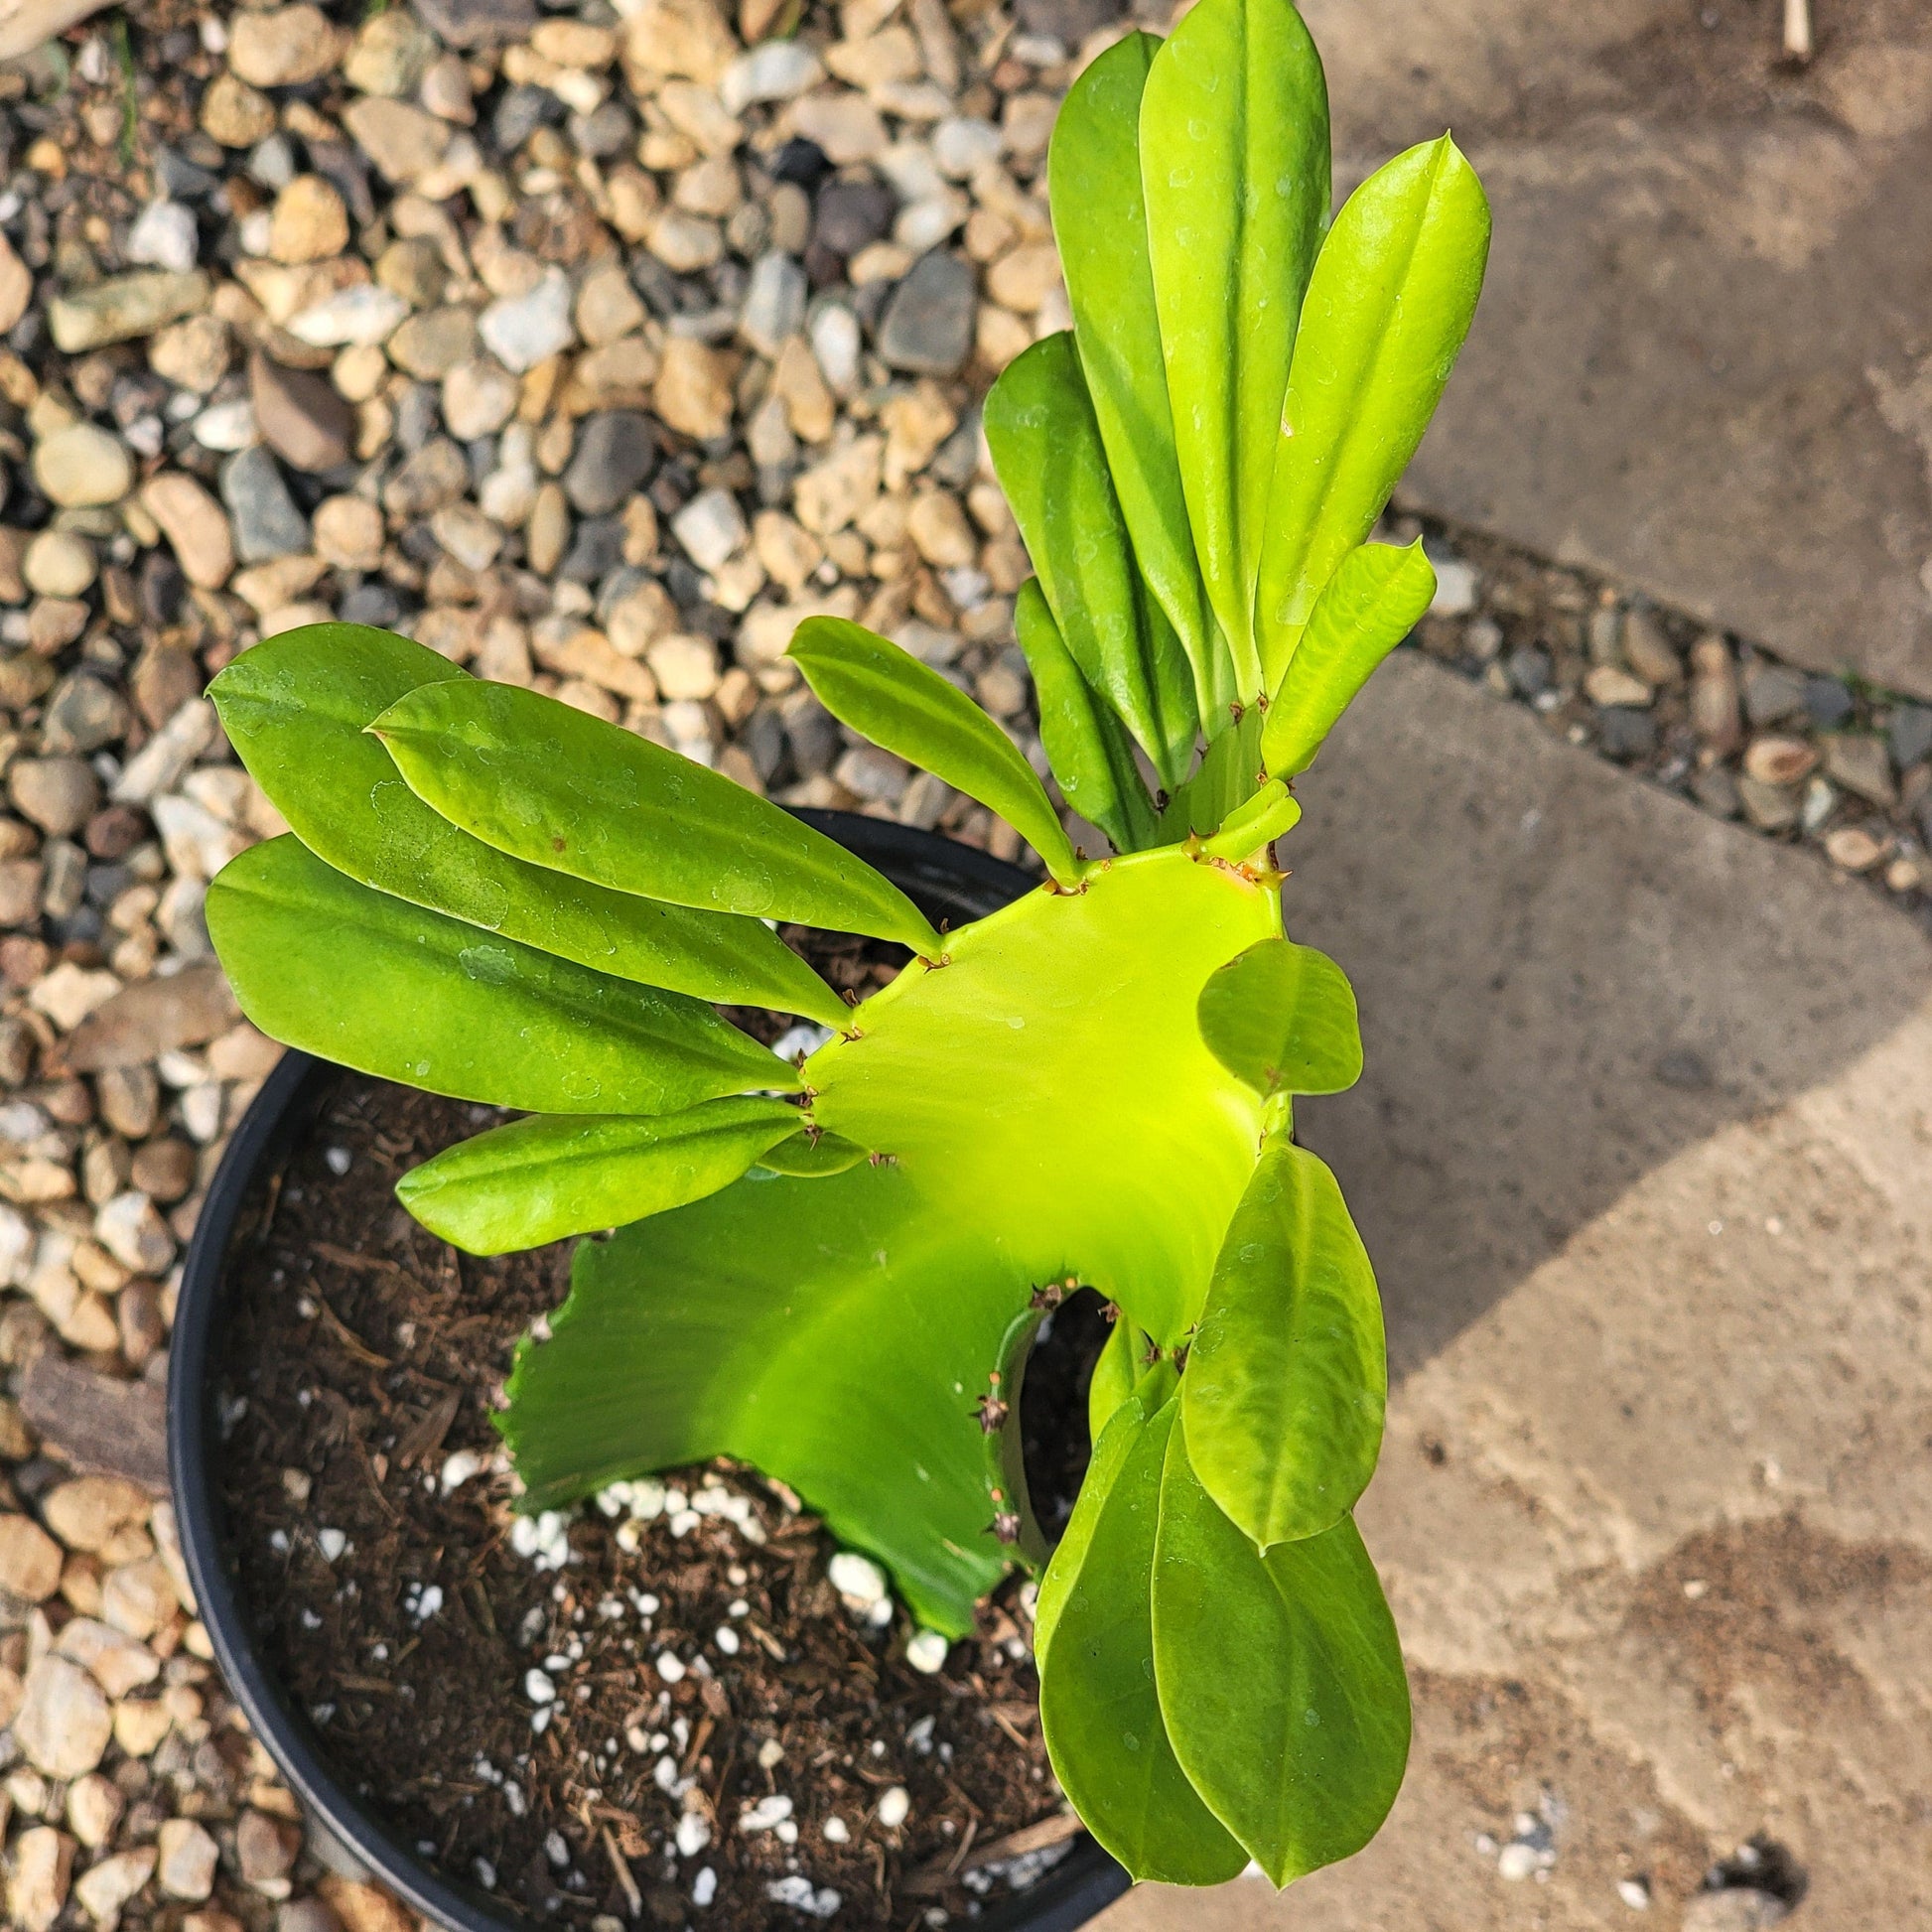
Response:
[74,1848,157,1927]
[141,473,235,590]
[646,633,721,701]
[14,1654,112,1778]
[653,337,736,441]
[150,314,232,395]
[0,1513,64,1601]
[1742,735,1818,787]
[574,265,645,346]
[646,208,724,274]
[269,176,349,265]
[527,483,571,576]
[100,1555,180,1639]
[1824,824,1887,873]
[0,232,31,335]
[42,1476,150,1555]
[794,436,884,536]
[56,1615,160,1698]
[227,5,343,86]
[985,241,1061,313]
[975,304,1032,371]
[1584,663,1652,709]
[312,495,386,573]
[906,489,976,569]
[772,336,835,444]
[112,1692,173,1756]
[65,1770,124,1849]
[157,1818,219,1901]
[8,1826,72,1932]
[201,71,277,148]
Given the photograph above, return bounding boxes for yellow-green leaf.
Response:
[1196,935,1361,1098]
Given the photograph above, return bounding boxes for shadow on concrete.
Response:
[1284,653,1931,1379]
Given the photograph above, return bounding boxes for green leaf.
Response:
[207,837,793,1115]
[1180,1135,1385,1549]
[1035,1376,1162,1668]
[1050,32,1230,725]
[1262,541,1436,776]
[1255,135,1490,684]
[1197,935,1361,1098]
[786,617,1081,884]
[368,678,942,953]
[984,335,1196,787]
[1085,1313,1141,1443]
[1038,1397,1249,1883]
[1159,701,1265,843]
[1198,778,1301,862]
[209,624,845,1025]
[395,1097,804,1254]
[1013,580,1159,855]
[757,1128,868,1176]
[1141,0,1330,699]
[1154,1430,1409,1886]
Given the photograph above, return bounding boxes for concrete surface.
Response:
[1301,0,1932,700]
[1100,653,1932,1928]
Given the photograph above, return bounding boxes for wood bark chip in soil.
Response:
[213,932,1099,1929]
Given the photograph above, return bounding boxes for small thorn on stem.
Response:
[1029,1282,1065,1311]
[976,1394,1009,1435]
[1228,700,1246,723]
[1100,1301,1121,1326]
[843,988,861,1006]
[989,1511,1022,1545]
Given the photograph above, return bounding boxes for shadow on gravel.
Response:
[1282,653,1932,1380]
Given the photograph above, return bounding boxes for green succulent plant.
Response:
[204,0,1487,1890]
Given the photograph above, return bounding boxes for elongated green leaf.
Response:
[207,837,793,1114]
[787,617,1080,884]
[985,335,1195,787]
[1142,0,1329,699]
[757,1128,868,1176]
[1197,935,1361,1097]
[396,1097,803,1254]
[1262,541,1436,776]
[1159,701,1265,842]
[1180,1136,1384,1549]
[1014,580,1159,854]
[368,678,941,952]
[1198,779,1300,862]
[1154,1430,1409,1886]
[1035,1379,1153,1668]
[1255,135,1490,683]
[210,624,845,1025]
[1086,1313,1139,1442]
[1051,32,1230,725]
[1038,1398,1249,1884]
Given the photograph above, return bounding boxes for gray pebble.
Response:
[877,252,977,376]
[220,446,310,562]
[564,412,656,516]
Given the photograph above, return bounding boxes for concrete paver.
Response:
[1101,654,1932,1928]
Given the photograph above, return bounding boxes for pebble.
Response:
[11,759,101,839]
[1741,736,1817,787]
[1680,1890,1789,1932]
[479,267,575,372]
[74,1848,157,1925]
[287,282,408,348]
[43,673,129,756]
[0,231,30,332]
[269,175,350,265]
[228,4,341,84]
[32,423,134,508]
[142,473,236,589]
[723,40,824,113]
[47,271,210,351]
[222,446,311,561]
[0,1511,62,1600]
[672,487,749,571]
[250,352,354,472]
[905,1628,949,1673]
[8,1827,72,1932]
[15,1654,113,1778]
[157,1818,220,1901]
[126,201,201,275]
[564,411,657,514]
[442,358,520,439]
[878,251,977,374]
[345,7,440,95]
[741,250,808,357]
[1822,732,1896,806]
[202,71,278,148]
[655,337,735,441]
[1890,702,1932,772]
[344,96,454,184]
[877,1785,910,1829]
[23,529,96,598]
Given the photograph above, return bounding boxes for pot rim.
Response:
[167,809,1132,1932]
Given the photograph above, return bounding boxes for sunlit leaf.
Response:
[1051,32,1230,724]
[210,624,846,1024]
[1142,0,1329,698]
[395,1097,804,1254]
[1038,1397,1249,1883]
[369,677,942,952]
[1256,135,1489,684]
[1262,541,1436,776]
[207,837,793,1115]
[787,617,1080,883]
[1180,1135,1384,1548]
[985,335,1196,786]
[1197,935,1361,1098]
[1154,1430,1409,1885]
[1013,580,1160,855]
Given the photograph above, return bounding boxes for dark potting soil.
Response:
[214,932,1106,1929]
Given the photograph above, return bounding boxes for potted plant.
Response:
[171,0,1489,1920]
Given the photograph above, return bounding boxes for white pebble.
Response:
[740,1794,793,1834]
[904,1629,949,1674]
[411,1585,444,1622]
[1616,1877,1651,1910]
[765,1876,841,1919]
[828,1551,888,1606]
[676,1811,712,1858]
[524,1669,557,1706]
[325,1146,352,1175]
[692,1866,718,1908]
[1497,1842,1540,1881]
[440,1449,485,1493]
[656,1652,687,1683]
[317,1528,346,1563]
[878,1786,910,1830]
[822,1817,850,1845]
[715,1625,740,1655]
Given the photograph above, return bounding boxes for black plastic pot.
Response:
[168,811,1132,1932]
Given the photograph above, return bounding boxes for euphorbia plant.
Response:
[205,0,1486,1890]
